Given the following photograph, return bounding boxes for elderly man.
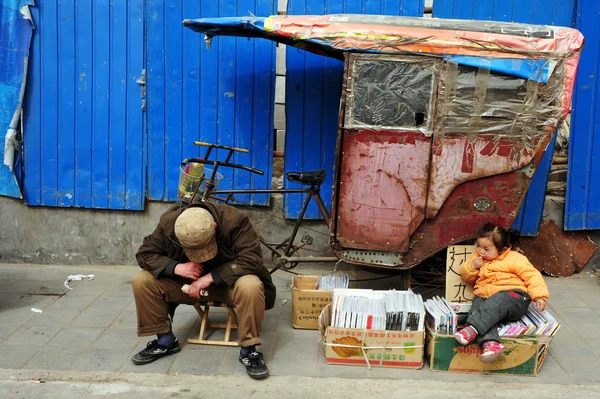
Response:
[131,201,276,379]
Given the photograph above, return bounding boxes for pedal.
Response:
[300,235,313,246]
[338,250,403,267]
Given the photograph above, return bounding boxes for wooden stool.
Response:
[187,301,239,347]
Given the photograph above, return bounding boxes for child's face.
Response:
[475,237,500,261]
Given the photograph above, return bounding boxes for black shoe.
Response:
[239,350,269,379]
[132,339,180,365]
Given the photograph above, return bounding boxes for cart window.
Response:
[453,66,527,117]
[347,60,434,130]
[442,66,531,133]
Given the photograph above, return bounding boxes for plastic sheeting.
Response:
[185,14,583,138]
[0,0,34,198]
[347,57,435,131]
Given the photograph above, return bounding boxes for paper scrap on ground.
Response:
[64,274,95,290]
[31,308,43,313]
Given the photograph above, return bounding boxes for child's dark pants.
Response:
[467,290,531,346]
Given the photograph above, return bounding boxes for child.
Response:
[454,223,549,363]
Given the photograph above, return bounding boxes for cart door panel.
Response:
[336,131,431,252]
[333,55,438,253]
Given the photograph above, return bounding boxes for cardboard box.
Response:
[291,275,332,329]
[426,327,551,376]
[318,304,424,369]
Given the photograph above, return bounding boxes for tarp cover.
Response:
[0,0,34,198]
[184,14,583,116]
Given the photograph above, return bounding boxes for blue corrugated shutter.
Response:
[145,0,275,205]
[23,0,145,209]
[285,0,425,219]
[433,0,577,235]
[565,0,600,230]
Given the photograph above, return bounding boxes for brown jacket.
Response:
[136,201,276,310]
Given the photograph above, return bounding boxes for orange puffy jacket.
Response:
[460,249,549,301]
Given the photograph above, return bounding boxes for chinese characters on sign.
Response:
[445,245,475,303]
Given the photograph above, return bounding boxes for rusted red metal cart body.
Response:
[185,15,583,270]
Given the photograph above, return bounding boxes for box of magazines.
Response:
[291,274,348,329]
[425,298,557,376]
[317,289,425,369]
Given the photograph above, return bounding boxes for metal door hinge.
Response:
[137,69,146,111]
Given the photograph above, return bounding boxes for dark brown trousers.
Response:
[132,270,265,347]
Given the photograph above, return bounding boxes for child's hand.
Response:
[535,299,546,311]
[472,256,485,270]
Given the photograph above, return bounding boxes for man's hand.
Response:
[472,256,485,270]
[535,299,547,312]
[187,273,215,299]
[174,261,203,280]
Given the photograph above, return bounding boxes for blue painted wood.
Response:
[109,1,128,209]
[515,134,558,235]
[164,0,185,201]
[146,0,166,200]
[284,0,425,219]
[40,0,59,206]
[58,0,75,207]
[23,0,145,209]
[145,0,275,204]
[126,0,146,210]
[23,3,41,204]
[432,0,577,235]
[91,0,111,209]
[433,0,575,27]
[566,0,600,229]
[75,0,93,208]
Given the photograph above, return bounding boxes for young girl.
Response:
[454,223,549,363]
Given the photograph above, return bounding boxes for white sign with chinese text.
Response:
[445,245,475,303]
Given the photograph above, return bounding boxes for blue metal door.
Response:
[145,0,276,205]
[284,0,425,218]
[565,0,600,230]
[433,0,577,235]
[23,0,146,210]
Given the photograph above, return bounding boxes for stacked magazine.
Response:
[317,273,349,290]
[497,303,560,337]
[424,296,458,334]
[424,298,561,337]
[331,289,425,331]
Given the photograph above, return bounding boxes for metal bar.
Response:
[283,192,314,256]
[312,189,331,225]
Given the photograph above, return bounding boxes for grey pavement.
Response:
[0,263,599,397]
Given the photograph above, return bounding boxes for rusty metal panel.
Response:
[336,131,431,252]
[284,0,425,219]
[432,0,578,235]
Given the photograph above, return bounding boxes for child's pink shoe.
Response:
[454,325,478,345]
[480,341,505,363]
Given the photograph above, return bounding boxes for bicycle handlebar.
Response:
[181,158,264,176]
[194,141,249,153]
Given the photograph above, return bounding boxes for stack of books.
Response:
[424,298,561,337]
[317,273,349,290]
[424,296,458,334]
[498,303,560,337]
[331,289,425,331]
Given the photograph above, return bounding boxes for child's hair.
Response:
[477,223,520,252]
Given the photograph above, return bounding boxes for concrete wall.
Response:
[0,193,332,266]
[0,196,170,265]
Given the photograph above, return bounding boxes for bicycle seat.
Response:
[286,169,326,186]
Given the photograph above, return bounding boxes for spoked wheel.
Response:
[409,250,447,299]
